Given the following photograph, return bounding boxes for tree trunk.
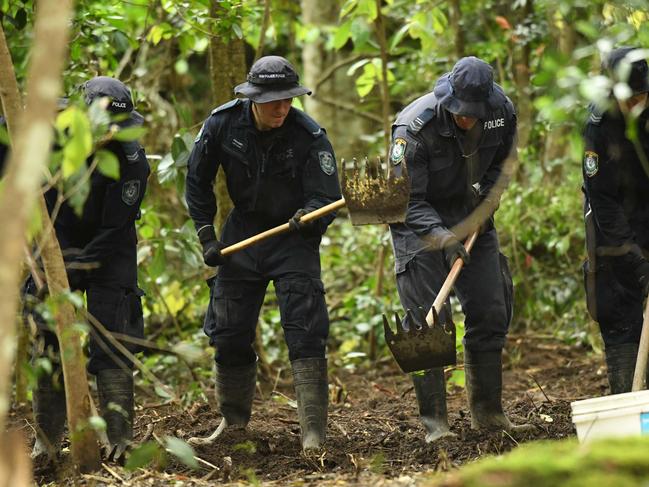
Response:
[208,1,246,232]
[300,0,376,158]
[512,0,533,148]
[0,0,101,473]
[0,431,31,487]
[448,0,465,59]
[542,6,586,178]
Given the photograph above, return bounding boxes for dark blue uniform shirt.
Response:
[389,92,517,272]
[46,140,150,289]
[185,99,341,236]
[583,105,649,257]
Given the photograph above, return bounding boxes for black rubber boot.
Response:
[605,343,638,394]
[292,358,328,450]
[97,369,134,462]
[412,368,456,442]
[31,371,67,463]
[189,362,257,445]
[464,350,533,433]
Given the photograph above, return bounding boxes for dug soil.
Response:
[15,336,606,486]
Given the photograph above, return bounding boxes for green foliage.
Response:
[426,437,649,487]
[125,441,166,471]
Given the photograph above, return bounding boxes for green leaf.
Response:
[57,107,93,178]
[149,244,167,279]
[175,58,189,75]
[95,150,120,180]
[113,126,147,142]
[125,441,166,471]
[164,436,199,470]
[333,20,353,50]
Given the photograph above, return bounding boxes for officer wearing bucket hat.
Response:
[185,56,341,450]
[582,47,649,395]
[26,77,150,463]
[388,56,531,442]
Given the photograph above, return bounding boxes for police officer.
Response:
[185,56,341,450]
[27,77,150,462]
[389,56,531,442]
[582,47,649,394]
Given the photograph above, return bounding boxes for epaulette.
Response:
[210,99,241,116]
[587,103,604,126]
[407,108,435,134]
[119,141,143,164]
[294,110,324,138]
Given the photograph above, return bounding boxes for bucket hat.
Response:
[83,76,144,127]
[433,56,507,119]
[234,56,312,103]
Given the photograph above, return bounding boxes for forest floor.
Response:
[12,336,607,486]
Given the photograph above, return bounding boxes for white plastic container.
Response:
[571,390,649,443]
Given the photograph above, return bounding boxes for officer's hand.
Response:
[65,263,87,291]
[635,261,649,297]
[288,208,315,235]
[197,225,227,267]
[440,234,470,269]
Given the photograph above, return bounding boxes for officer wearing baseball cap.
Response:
[185,56,341,450]
[582,47,649,394]
[27,77,149,463]
[388,56,531,442]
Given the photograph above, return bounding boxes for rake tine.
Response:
[394,312,405,334]
[340,157,347,191]
[405,309,417,332]
[363,156,372,180]
[352,157,359,177]
[382,314,395,340]
[377,156,385,181]
[431,305,440,328]
[416,306,429,330]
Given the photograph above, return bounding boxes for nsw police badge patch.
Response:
[390,138,407,165]
[583,151,599,177]
[318,151,335,176]
[122,180,141,206]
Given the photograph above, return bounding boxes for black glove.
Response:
[440,234,470,269]
[197,225,227,267]
[635,260,649,297]
[288,208,316,236]
[64,261,88,291]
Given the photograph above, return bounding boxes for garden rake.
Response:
[219,156,410,256]
[383,230,479,373]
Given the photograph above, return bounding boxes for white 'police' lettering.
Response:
[484,118,505,130]
[111,101,127,109]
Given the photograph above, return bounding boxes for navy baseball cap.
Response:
[603,47,649,95]
[82,76,144,127]
[234,56,312,103]
[433,56,507,119]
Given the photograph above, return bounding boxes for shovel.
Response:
[384,230,479,373]
[219,157,410,257]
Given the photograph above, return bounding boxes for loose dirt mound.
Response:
[15,337,606,486]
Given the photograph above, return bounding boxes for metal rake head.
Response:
[340,156,409,225]
[382,306,456,373]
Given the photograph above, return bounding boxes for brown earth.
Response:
[11,336,607,486]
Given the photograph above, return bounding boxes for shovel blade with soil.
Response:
[340,157,409,225]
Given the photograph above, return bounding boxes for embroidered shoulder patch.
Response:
[318,151,335,176]
[122,179,141,206]
[583,151,599,178]
[390,138,407,165]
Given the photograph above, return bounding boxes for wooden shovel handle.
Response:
[425,231,479,327]
[632,299,649,391]
[221,198,346,256]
